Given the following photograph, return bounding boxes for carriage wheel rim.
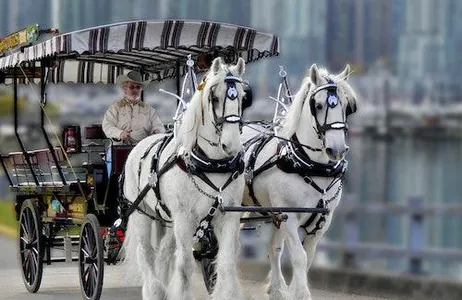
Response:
[19,207,39,287]
[80,222,99,298]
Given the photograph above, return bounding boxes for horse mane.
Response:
[176,66,228,152]
[176,85,201,152]
[337,77,358,110]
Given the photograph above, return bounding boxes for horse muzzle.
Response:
[326,145,349,161]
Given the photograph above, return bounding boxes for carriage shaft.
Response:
[224,206,329,214]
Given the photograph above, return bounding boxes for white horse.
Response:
[242,64,358,300]
[122,57,247,300]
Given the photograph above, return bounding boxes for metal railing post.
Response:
[343,194,359,268]
[408,196,424,275]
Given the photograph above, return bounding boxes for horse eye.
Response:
[316,103,323,110]
[212,95,219,103]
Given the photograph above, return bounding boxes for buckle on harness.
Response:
[208,206,217,216]
[245,171,253,185]
[217,194,225,214]
[148,172,158,187]
[303,176,313,184]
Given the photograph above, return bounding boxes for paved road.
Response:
[0,235,392,300]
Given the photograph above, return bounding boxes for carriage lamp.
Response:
[62,125,81,153]
[86,174,95,185]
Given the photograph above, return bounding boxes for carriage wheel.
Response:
[79,214,104,300]
[201,258,217,294]
[19,199,44,293]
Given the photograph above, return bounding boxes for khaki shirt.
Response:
[102,98,165,144]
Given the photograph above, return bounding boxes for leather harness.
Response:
[245,134,347,235]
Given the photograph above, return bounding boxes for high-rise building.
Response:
[444,0,462,81]
[396,0,458,102]
[326,0,356,72]
[0,0,51,36]
[326,0,402,74]
[251,0,327,92]
[0,0,12,36]
[388,0,406,73]
[363,0,390,67]
[52,0,113,32]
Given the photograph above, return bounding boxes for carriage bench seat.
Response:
[111,145,134,175]
[8,148,86,186]
[84,124,106,140]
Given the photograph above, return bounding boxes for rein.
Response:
[244,123,323,153]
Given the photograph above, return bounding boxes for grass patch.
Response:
[0,200,17,234]
[0,199,80,236]
[0,199,81,237]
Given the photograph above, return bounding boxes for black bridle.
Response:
[209,72,245,135]
[308,77,348,139]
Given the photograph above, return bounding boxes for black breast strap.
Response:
[176,148,245,193]
[245,135,278,208]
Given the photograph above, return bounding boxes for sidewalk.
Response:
[0,223,16,238]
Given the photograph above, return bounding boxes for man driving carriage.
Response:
[102,70,165,145]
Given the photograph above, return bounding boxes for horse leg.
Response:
[155,226,175,286]
[167,212,196,300]
[302,234,321,270]
[266,228,291,300]
[210,213,245,300]
[284,217,311,300]
[125,212,166,300]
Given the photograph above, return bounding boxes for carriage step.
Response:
[49,257,79,263]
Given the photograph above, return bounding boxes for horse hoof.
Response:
[268,288,291,300]
[292,290,311,300]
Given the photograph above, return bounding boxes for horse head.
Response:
[281,64,358,163]
[307,64,357,161]
[178,57,247,159]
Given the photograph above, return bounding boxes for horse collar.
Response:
[277,136,347,179]
[177,148,245,175]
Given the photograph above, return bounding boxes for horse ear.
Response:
[339,64,351,81]
[211,57,222,74]
[309,64,319,85]
[233,57,246,76]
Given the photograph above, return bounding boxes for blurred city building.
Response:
[398,0,462,104]
[1,0,462,279]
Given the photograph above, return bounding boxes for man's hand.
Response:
[120,129,132,140]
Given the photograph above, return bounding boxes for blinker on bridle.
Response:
[224,72,242,100]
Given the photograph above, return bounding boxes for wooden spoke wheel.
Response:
[18,199,44,293]
[78,214,104,300]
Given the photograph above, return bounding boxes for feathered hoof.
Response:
[210,288,245,300]
[142,283,167,300]
[210,279,246,300]
[290,288,311,300]
[210,291,246,300]
[266,282,288,295]
[268,287,291,300]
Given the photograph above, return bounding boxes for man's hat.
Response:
[116,70,149,87]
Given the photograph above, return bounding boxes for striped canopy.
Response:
[0,20,279,84]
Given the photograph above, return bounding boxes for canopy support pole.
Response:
[176,60,181,101]
[40,61,67,185]
[14,68,40,185]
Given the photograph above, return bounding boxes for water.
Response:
[326,133,462,279]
